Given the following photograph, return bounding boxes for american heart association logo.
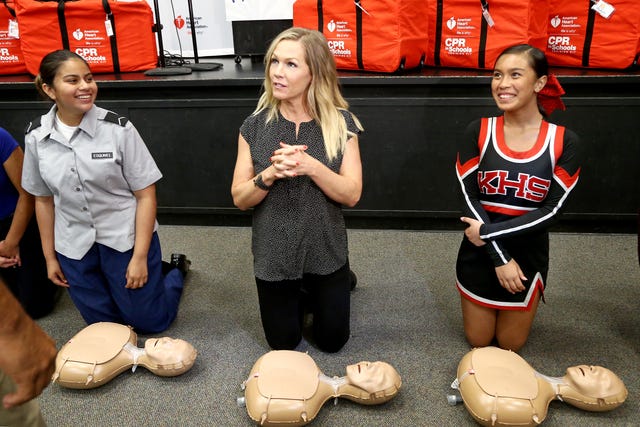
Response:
[174,16,185,29]
[550,15,561,28]
[73,29,83,41]
[327,20,336,33]
[446,17,456,30]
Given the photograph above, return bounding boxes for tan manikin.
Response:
[452,346,628,426]
[241,350,402,426]
[52,322,197,389]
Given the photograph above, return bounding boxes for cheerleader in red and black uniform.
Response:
[455,44,581,351]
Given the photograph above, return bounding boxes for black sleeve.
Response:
[456,119,513,266]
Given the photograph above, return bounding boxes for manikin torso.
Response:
[453,346,627,426]
[241,350,402,427]
[52,322,197,389]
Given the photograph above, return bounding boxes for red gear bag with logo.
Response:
[14,0,157,75]
[546,0,640,69]
[0,1,27,75]
[293,0,429,73]
[427,0,549,69]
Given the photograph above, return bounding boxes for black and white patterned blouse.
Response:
[240,109,362,281]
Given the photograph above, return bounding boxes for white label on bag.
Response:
[105,19,113,37]
[354,1,372,17]
[591,0,615,19]
[8,19,19,39]
[481,7,495,27]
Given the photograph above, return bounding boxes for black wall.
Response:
[1,59,638,231]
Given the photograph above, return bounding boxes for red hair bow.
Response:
[537,74,566,116]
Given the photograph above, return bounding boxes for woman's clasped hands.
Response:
[270,142,314,179]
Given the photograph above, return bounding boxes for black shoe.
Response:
[170,253,191,278]
[349,269,357,291]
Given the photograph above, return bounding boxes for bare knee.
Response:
[464,329,495,348]
[495,324,532,351]
[461,297,497,348]
[495,334,528,352]
[494,297,540,352]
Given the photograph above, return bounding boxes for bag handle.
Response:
[316,0,323,32]
[1,0,16,18]
[56,0,70,50]
[433,0,444,67]
[32,1,76,50]
[101,0,120,73]
[478,0,489,68]
[582,4,596,67]
[354,0,363,70]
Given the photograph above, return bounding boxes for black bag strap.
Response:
[34,0,76,50]
[101,0,120,73]
[316,0,323,32]
[582,3,596,67]
[355,0,363,70]
[56,0,70,50]
[433,0,444,67]
[1,0,16,19]
[478,0,490,69]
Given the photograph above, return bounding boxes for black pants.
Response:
[0,215,59,319]
[256,262,351,353]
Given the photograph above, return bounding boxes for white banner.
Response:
[224,0,295,21]
[146,0,234,57]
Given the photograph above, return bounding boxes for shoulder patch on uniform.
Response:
[25,116,42,134]
[101,111,129,127]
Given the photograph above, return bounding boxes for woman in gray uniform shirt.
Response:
[231,28,363,353]
[21,50,189,334]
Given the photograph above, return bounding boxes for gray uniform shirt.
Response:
[22,105,162,260]
[240,109,361,281]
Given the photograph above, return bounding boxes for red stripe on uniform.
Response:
[456,153,479,177]
[478,117,489,154]
[554,165,580,189]
[456,274,544,311]
[553,126,565,163]
[482,204,528,216]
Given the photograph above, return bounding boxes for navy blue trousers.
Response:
[57,232,183,334]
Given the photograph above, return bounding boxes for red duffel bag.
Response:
[14,0,157,75]
[0,0,27,75]
[546,0,640,69]
[427,0,549,69]
[293,0,429,73]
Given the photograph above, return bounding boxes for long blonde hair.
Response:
[253,27,363,161]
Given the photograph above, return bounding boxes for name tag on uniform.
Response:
[91,152,114,159]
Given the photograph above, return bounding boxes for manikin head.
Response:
[142,337,197,373]
[561,365,628,411]
[346,361,401,395]
[565,365,625,397]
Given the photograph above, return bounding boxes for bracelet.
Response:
[253,174,272,191]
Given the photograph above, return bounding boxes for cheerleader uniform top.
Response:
[240,109,361,282]
[455,116,581,308]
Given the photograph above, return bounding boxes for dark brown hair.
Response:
[34,50,91,99]
[495,44,548,78]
